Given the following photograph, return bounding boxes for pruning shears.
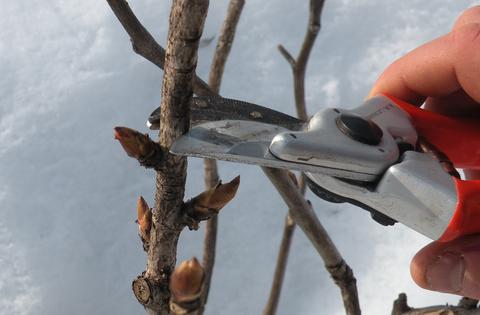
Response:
[147,95,480,242]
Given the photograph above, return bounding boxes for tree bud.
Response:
[190,175,240,220]
[114,126,156,160]
[170,257,205,303]
[137,196,152,241]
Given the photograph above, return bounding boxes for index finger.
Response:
[369,10,480,105]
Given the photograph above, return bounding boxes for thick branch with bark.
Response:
[130,1,209,314]
[200,1,245,314]
[106,0,214,97]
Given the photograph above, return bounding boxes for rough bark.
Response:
[130,1,209,314]
[106,0,214,97]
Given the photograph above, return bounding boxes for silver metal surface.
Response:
[352,96,417,146]
[171,120,378,181]
[269,96,415,178]
[306,151,457,240]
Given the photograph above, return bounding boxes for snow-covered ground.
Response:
[1,1,478,314]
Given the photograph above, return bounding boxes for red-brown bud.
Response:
[191,176,240,219]
[114,127,156,160]
[170,257,205,303]
[137,196,152,241]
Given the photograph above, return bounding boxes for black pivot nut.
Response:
[336,113,383,145]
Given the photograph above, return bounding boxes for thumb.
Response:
[411,234,480,298]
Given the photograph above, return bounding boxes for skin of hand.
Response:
[369,6,480,299]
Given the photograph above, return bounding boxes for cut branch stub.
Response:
[183,175,240,225]
[133,276,152,304]
[170,257,205,314]
[137,196,153,247]
[114,126,163,169]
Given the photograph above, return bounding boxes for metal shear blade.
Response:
[170,119,379,181]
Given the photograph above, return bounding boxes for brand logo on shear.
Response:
[365,102,395,120]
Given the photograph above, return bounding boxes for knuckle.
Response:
[454,6,480,29]
[451,23,480,52]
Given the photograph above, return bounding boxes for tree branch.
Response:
[263,214,295,315]
[265,1,359,314]
[200,1,245,314]
[277,44,296,70]
[391,294,480,315]
[106,0,214,97]
[207,0,245,93]
[278,0,325,121]
[265,1,326,312]
[130,1,209,314]
[263,167,361,315]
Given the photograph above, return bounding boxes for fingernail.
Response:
[425,252,465,293]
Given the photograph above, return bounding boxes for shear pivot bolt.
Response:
[336,113,383,145]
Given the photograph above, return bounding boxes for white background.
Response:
[1,1,478,314]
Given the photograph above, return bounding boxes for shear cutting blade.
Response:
[171,120,378,181]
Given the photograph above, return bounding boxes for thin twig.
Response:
[278,0,325,121]
[263,215,295,315]
[277,44,296,72]
[106,0,214,97]
[207,0,245,93]
[200,1,245,314]
[265,1,336,314]
[263,167,361,315]
[391,294,480,315]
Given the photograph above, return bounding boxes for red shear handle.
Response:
[384,94,480,241]
[384,94,480,169]
[439,179,480,242]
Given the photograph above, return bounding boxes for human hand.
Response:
[369,6,480,298]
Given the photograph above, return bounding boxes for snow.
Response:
[1,0,478,314]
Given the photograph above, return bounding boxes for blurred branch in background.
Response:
[263,167,361,315]
[391,294,480,315]
[200,1,245,315]
[265,1,360,315]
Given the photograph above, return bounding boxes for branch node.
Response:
[309,23,320,35]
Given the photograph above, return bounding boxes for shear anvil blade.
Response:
[148,96,305,131]
[170,120,376,181]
